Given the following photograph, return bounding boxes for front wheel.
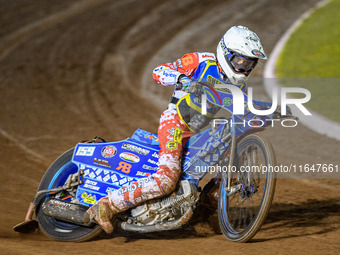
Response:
[36,148,102,242]
[218,134,276,242]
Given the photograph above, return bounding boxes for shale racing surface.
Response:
[1,0,339,254]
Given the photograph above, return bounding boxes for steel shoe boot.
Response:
[85,197,119,234]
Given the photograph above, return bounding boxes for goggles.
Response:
[227,52,258,75]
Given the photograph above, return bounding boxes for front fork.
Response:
[223,132,243,196]
[226,132,236,192]
[220,115,245,197]
[223,134,260,198]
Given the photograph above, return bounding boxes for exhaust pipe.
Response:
[117,207,193,233]
[42,198,93,227]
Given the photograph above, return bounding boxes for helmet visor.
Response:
[228,53,258,74]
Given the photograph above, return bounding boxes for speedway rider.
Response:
[86,25,267,234]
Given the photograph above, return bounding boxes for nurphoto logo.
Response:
[200,84,311,128]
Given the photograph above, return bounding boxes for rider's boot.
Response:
[85,197,119,234]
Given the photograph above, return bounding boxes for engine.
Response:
[128,180,198,226]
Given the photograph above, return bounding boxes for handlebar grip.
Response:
[281,115,299,120]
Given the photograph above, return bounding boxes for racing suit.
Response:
[104,52,247,221]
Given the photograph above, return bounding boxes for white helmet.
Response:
[216,25,267,85]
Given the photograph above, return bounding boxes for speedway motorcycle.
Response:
[14,81,292,242]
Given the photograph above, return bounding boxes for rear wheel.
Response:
[36,148,102,242]
[218,134,276,242]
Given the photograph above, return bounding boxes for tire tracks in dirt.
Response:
[84,0,161,131]
[84,0,233,133]
[0,0,111,62]
[0,0,113,160]
[140,0,273,107]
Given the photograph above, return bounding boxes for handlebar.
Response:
[280,115,299,121]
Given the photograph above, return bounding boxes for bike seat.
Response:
[131,128,159,146]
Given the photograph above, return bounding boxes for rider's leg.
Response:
[86,109,190,234]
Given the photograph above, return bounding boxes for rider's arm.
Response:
[152,52,215,86]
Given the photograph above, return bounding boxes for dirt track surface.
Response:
[1,0,340,254]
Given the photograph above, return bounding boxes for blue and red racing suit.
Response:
[108,52,246,211]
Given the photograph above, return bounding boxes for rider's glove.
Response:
[191,83,204,96]
[176,74,191,92]
[286,105,292,116]
[273,106,281,119]
[273,105,292,119]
